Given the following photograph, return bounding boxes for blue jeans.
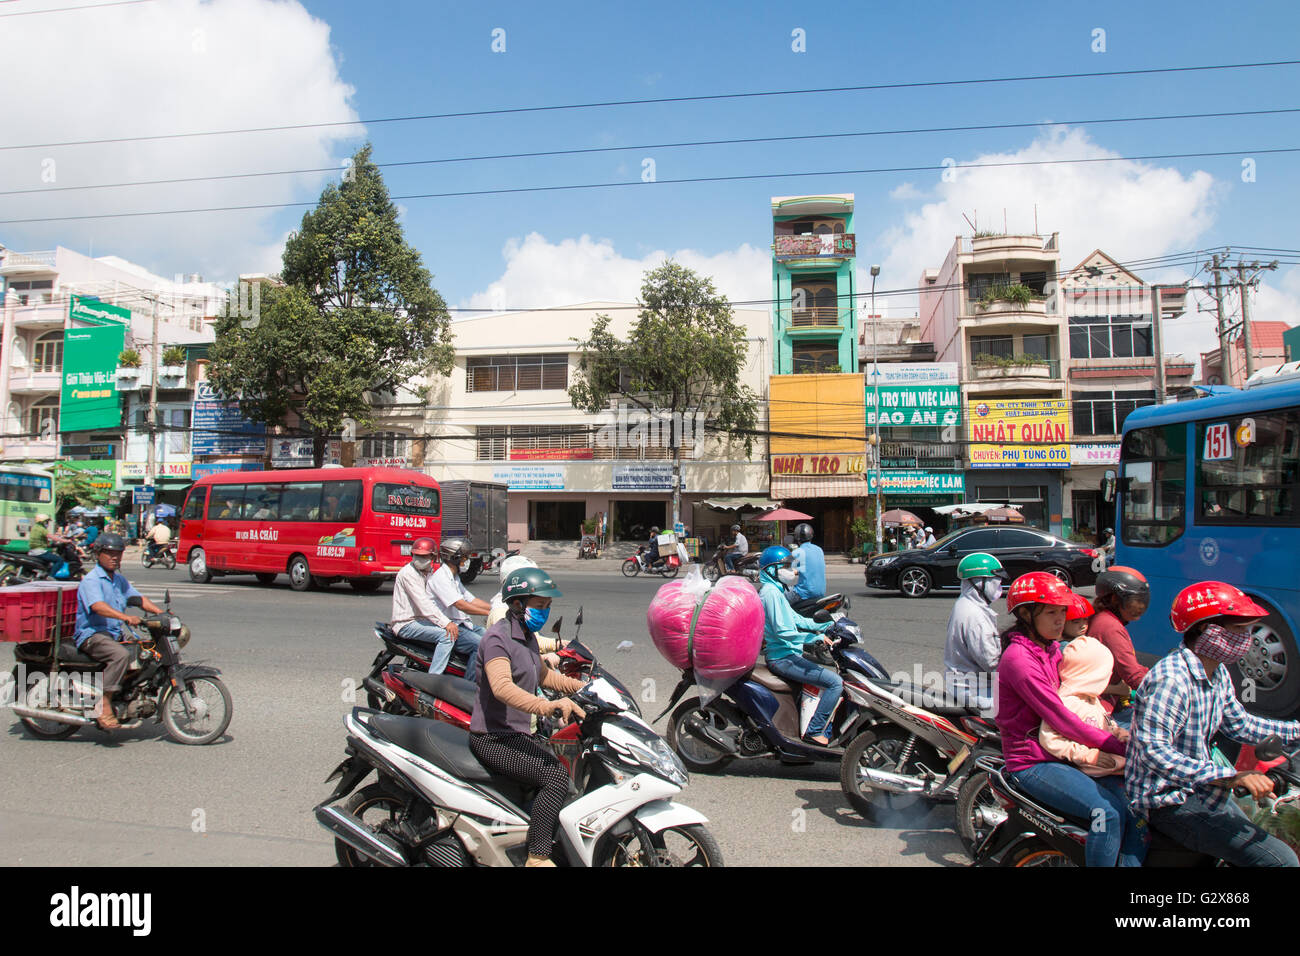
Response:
[725,551,741,571]
[1149,790,1299,867]
[1110,705,1134,729]
[1009,761,1147,867]
[766,652,842,740]
[398,619,482,683]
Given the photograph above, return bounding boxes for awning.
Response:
[770,475,867,499]
[698,496,781,512]
[930,502,1013,515]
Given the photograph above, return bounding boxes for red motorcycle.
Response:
[622,546,680,579]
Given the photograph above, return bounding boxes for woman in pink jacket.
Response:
[996,572,1145,866]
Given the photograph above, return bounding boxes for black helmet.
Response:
[94,532,127,553]
[793,522,814,544]
[501,567,563,602]
[439,537,471,565]
[1095,565,1150,610]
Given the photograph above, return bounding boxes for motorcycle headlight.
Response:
[175,624,191,649]
[623,736,688,787]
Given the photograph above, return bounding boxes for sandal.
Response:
[802,734,831,747]
[96,713,121,731]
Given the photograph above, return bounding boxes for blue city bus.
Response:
[1112,370,1300,717]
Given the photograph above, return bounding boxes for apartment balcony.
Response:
[878,440,963,471]
[6,370,62,394]
[965,358,1065,397]
[11,302,66,329]
[0,250,58,277]
[777,305,852,333]
[773,233,856,264]
[960,298,1057,330]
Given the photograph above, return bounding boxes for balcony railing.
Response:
[774,233,855,259]
[878,440,963,471]
[777,305,853,329]
[0,250,58,271]
[968,358,1061,380]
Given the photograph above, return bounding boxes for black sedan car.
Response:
[865,525,1100,598]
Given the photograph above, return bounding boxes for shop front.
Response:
[966,398,1070,535]
[867,469,965,535]
[769,453,869,553]
[1064,442,1120,542]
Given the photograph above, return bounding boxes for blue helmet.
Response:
[759,545,792,571]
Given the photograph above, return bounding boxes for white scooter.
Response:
[315,678,723,867]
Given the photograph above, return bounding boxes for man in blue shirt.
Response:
[75,532,164,731]
[788,522,826,602]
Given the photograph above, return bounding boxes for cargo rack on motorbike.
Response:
[1,582,80,651]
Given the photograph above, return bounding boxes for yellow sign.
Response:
[967,400,1070,468]
[769,373,866,456]
[770,453,866,476]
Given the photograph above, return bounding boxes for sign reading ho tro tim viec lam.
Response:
[967,399,1071,468]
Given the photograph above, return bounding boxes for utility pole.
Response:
[869,265,882,554]
[1210,254,1232,386]
[1151,286,1166,403]
[143,295,159,539]
[1237,263,1256,380]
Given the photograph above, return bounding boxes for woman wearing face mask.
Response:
[756,545,839,746]
[943,553,1007,711]
[468,566,586,868]
[1126,582,1300,867]
[997,572,1143,866]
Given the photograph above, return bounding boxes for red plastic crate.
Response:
[0,582,80,643]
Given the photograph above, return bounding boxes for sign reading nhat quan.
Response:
[770,453,866,476]
[967,400,1070,468]
[59,324,126,433]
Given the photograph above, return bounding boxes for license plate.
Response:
[398,543,412,556]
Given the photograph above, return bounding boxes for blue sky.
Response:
[3,0,1298,355]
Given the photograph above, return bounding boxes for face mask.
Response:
[1193,623,1254,664]
[411,556,432,571]
[777,568,798,586]
[978,579,1004,604]
[459,560,471,574]
[524,606,550,632]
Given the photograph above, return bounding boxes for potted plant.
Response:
[161,346,186,367]
[159,345,187,385]
[849,517,875,561]
[116,349,142,383]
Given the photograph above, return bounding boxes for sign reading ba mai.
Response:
[968,399,1070,468]
[770,453,866,476]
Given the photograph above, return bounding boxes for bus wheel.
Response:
[288,555,313,592]
[349,577,383,593]
[189,548,212,584]
[1235,604,1300,717]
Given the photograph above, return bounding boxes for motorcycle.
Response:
[362,621,470,709]
[141,540,178,570]
[314,677,723,867]
[700,546,760,584]
[622,545,680,579]
[8,590,233,744]
[972,736,1300,867]
[835,672,1003,827]
[2,540,87,583]
[659,617,892,773]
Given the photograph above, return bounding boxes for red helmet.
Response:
[411,537,436,556]
[1007,572,1074,612]
[1067,593,1094,621]
[1169,581,1268,633]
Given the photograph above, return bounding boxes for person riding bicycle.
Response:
[724,524,748,572]
[1090,566,1151,727]
[996,572,1142,866]
[74,532,165,731]
[757,545,839,746]
[943,552,1007,711]
[468,566,586,867]
[788,522,826,603]
[1125,581,1300,867]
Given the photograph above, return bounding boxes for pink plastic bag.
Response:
[646,572,763,685]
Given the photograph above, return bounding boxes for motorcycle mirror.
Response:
[1256,735,1288,763]
[127,595,144,608]
[550,616,563,637]
[575,607,583,628]
[165,588,171,607]
[813,609,832,624]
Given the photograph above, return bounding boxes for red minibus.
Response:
[177,467,441,591]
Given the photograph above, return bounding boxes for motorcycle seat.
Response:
[14,641,100,666]
[397,669,477,713]
[886,681,976,718]
[368,714,531,809]
[789,593,844,616]
[749,664,801,694]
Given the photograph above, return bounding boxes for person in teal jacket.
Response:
[758,545,839,745]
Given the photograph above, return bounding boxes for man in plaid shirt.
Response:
[1126,581,1300,866]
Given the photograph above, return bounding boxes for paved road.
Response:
[1,564,981,867]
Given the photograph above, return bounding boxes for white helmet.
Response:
[924,526,933,532]
[497,553,538,580]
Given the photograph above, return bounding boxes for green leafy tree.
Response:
[49,464,100,516]
[569,261,759,528]
[206,144,454,465]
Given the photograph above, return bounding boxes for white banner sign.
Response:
[864,362,958,386]
[120,461,192,479]
[1070,443,1121,466]
[491,465,565,491]
[270,438,341,467]
[611,463,685,492]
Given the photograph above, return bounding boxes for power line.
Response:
[0,0,154,17]
[5,58,1297,152]
[6,106,1298,199]
[5,146,1298,226]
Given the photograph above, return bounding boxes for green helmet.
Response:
[501,566,563,602]
[957,552,1006,580]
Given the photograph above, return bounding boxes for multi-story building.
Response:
[1059,250,1194,540]
[419,302,770,549]
[919,233,1068,532]
[1200,321,1291,387]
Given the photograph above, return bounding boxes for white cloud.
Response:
[888,182,924,201]
[873,127,1224,360]
[461,233,771,312]
[0,0,362,283]
[1253,265,1300,346]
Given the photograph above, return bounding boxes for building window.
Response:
[966,272,1010,301]
[477,426,508,460]
[792,342,840,373]
[466,354,567,392]
[1068,314,1153,360]
[1072,389,1156,437]
[360,431,407,460]
[26,399,58,439]
[970,334,1014,361]
[167,408,191,454]
[1022,334,1052,360]
[32,332,62,373]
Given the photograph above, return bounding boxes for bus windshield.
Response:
[0,467,54,551]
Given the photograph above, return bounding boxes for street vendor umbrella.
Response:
[153,503,177,518]
[82,506,110,517]
[880,509,923,528]
[753,508,813,522]
[68,506,89,515]
[984,506,1025,523]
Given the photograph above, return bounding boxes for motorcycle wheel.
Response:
[621,559,640,578]
[163,551,177,570]
[840,725,944,822]
[19,673,80,740]
[140,551,152,568]
[336,782,409,867]
[666,698,736,773]
[702,563,720,584]
[660,562,680,580]
[161,676,233,745]
[598,823,724,867]
[955,770,1006,857]
[1001,839,1076,868]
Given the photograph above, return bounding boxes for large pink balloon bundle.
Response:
[647,575,764,683]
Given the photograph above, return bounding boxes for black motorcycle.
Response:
[1,540,87,584]
[9,590,232,744]
[141,540,178,570]
[700,546,759,584]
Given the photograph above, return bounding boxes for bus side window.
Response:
[281,482,322,521]
[183,486,208,520]
[322,480,362,522]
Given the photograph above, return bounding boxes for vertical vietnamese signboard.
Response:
[59,324,126,432]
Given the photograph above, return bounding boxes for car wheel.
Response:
[898,567,931,598]
[1044,566,1072,587]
